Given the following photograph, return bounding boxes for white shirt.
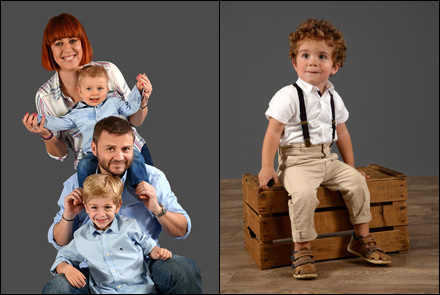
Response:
[265,78,349,146]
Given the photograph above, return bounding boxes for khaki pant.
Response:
[277,143,372,243]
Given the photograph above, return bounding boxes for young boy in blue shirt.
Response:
[258,18,391,279]
[28,65,150,188]
[50,173,172,293]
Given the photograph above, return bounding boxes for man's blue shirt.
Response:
[48,164,191,255]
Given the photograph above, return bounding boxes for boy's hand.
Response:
[359,171,370,179]
[258,167,278,190]
[64,264,87,289]
[63,188,84,220]
[150,246,172,260]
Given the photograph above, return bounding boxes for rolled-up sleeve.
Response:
[47,175,82,250]
[153,169,192,239]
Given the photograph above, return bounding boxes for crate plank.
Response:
[244,201,408,242]
[244,225,409,269]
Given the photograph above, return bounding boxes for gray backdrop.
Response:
[1,1,218,294]
[220,1,439,179]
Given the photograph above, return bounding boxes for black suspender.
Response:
[293,83,336,147]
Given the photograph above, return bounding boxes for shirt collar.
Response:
[296,77,335,95]
[90,213,122,237]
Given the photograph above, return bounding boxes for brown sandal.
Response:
[347,235,391,265]
[291,249,317,279]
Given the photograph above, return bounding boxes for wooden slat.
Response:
[244,201,408,242]
[242,165,408,216]
[244,225,410,270]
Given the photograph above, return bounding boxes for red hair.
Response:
[41,13,93,71]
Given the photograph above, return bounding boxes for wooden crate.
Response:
[243,164,410,270]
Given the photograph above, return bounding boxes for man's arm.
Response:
[48,176,84,249]
[136,182,188,238]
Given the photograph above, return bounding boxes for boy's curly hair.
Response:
[289,19,347,68]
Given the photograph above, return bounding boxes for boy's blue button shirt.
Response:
[48,164,191,252]
[42,85,142,155]
[51,214,157,294]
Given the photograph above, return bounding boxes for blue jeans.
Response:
[77,144,153,188]
[41,255,202,294]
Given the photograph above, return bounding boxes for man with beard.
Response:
[42,116,202,294]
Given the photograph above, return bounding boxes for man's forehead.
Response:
[98,131,134,145]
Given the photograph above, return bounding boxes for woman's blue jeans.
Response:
[77,144,153,188]
[41,255,202,294]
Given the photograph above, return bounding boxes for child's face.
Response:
[77,76,109,106]
[85,196,121,231]
[292,39,340,91]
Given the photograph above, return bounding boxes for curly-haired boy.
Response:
[258,19,391,279]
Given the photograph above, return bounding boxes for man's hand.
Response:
[135,181,162,215]
[63,188,84,220]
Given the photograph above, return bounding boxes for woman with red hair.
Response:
[22,13,153,169]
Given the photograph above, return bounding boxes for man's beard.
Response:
[96,152,133,177]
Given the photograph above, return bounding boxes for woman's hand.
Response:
[136,73,153,102]
[22,112,52,137]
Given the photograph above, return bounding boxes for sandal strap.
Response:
[291,250,315,269]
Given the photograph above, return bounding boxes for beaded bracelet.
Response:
[41,131,53,140]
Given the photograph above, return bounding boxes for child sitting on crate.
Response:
[258,18,391,279]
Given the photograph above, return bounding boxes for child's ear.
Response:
[292,59,298,71]
[115,201,122,213]
[331,63,340,75]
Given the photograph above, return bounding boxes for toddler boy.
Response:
[258,18,391,279]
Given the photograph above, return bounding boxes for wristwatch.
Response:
[153,203,168,218]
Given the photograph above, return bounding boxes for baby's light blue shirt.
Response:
[41,85,141,154]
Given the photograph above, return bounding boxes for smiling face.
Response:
[292,39,340,92]
[85,196,121,231]
[50,37,83,72]
[91,131,134,177]
[77,76,109,106]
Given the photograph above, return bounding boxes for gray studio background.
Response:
[220,1,439,179]
[1,1,218,294]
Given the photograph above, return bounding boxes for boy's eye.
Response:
[106,206,112,210]
[302,53,309,58]
[319,55,327,60]
[98,87,104,91]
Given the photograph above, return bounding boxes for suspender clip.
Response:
[304,138,312,147]
[301,121,308,125]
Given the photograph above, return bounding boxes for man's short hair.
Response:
[93,116,135,144]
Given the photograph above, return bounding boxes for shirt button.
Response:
[117,286,121,289]
[103,235,106,237]
[113,270,116,273]
[106,254,109,257]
